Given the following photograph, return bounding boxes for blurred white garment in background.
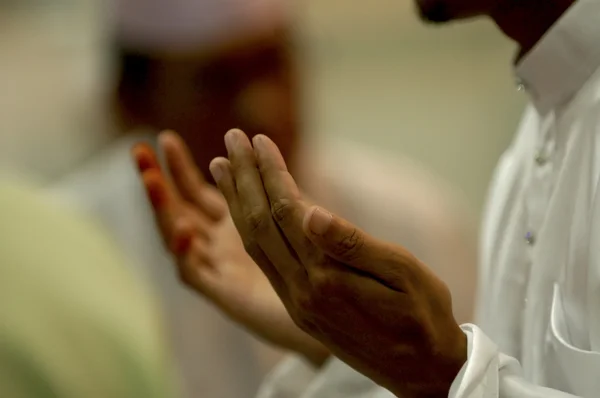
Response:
[51,134,267,398]
[0,0,113,181]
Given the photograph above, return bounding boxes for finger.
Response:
[224,129,307,286]
[225,129,271,221]
[159,131,226,221]
[210,157,239,215]
[252,134,317,264]
[132,142,181,201]
[210,154,290,296]
[303,205,413,292]
[166,222,228,301]
[132,142,161,173]
[170,220,196,255]
[141,169,180,241]
[176,237,216,295]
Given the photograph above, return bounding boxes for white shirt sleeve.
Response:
[449,325,579,398]
[256,326,581,398]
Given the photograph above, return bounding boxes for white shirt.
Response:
[257,1,600,397]
[51,133,477,398]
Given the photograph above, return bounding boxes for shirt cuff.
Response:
[449,323,501,398]
[255,355,319,398]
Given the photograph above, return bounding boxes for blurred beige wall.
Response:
[297,0,526,218]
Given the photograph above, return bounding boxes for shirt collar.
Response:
[515,0,600,115]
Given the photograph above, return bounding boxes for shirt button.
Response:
[516,78,527,92]
[525,231,536,245]
[535,151,548,166]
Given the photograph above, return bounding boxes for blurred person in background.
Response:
[115,0,298,180]
[0,178,176,398]
[55,0,299,397]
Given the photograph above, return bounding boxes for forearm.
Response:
[247,311,330,368]
[219,288,330,368]
[288,331,330,368]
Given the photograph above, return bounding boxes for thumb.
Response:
[303,205,379,270]
[304,205,420,293]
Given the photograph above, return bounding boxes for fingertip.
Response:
[210,157,237,206]
[252,134,287,171]
[224,128,251,152]
[132,142,160,172]
[158,130,180,151]
[209,157,230,183]
[252,134,267,153]
[253,134,271,146]
[227,128,245,136]
[215,156,231,166]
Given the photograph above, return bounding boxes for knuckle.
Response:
[294,291,317,314]
[244,207,270,234]
[311,271,337,296]
[270,198,295,224]
[334,229,365,261]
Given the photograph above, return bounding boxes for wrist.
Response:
[390,326,467,398]
[431,328,468,396]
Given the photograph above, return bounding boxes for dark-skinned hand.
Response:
[210,129,467,398]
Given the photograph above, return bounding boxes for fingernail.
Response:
[210,162,223,182]
[252,135,267,154]
[309,207,332,235]
[224,129,239,151]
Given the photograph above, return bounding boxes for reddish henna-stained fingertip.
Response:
[143,170,168,209]
[132,143,160,172]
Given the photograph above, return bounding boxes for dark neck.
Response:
[490,0,575,58]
